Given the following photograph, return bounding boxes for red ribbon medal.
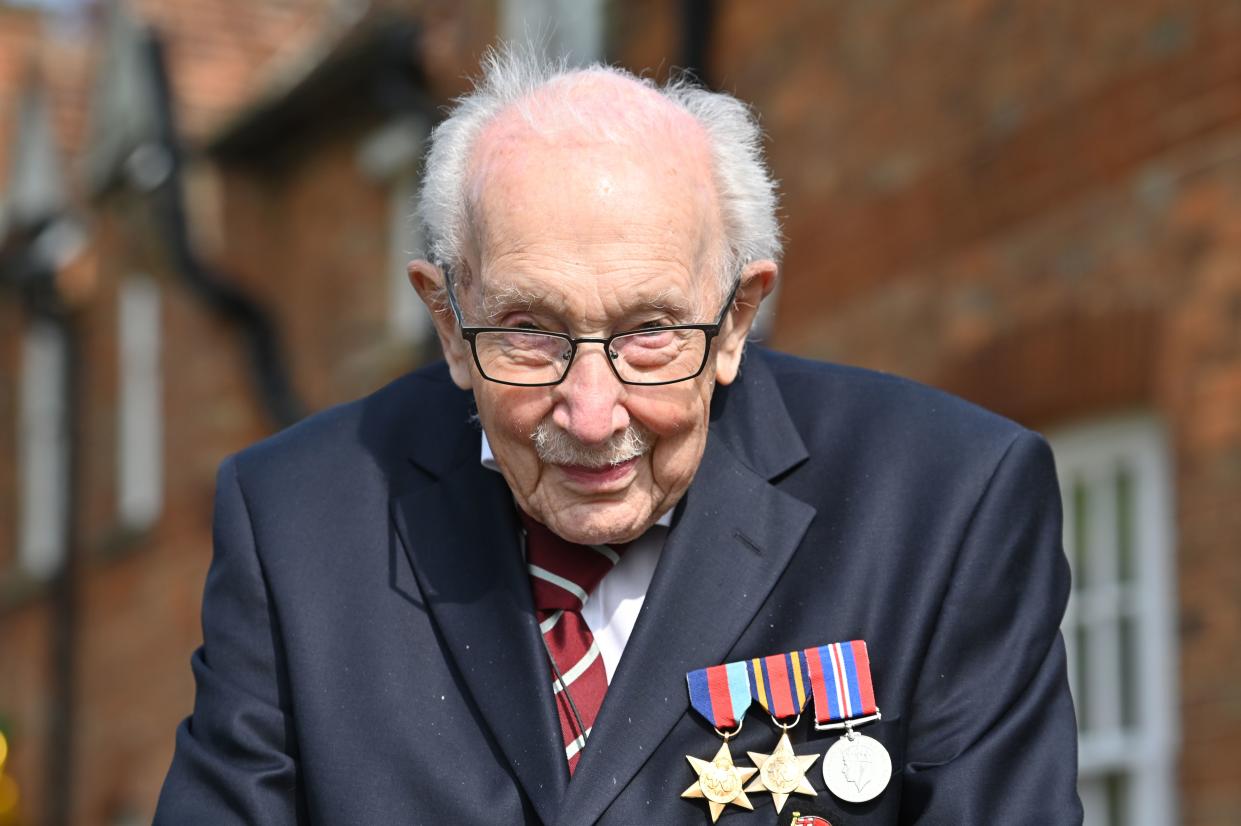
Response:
[803,640,890,804]
[742,651,820,813]
[748,650,813,723]
[682,662,758,822]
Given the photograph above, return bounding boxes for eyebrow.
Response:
[479,283,695,326]
[638,286,691,315]
[481,284,543,323]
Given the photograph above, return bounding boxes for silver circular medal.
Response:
[821,732,891,803]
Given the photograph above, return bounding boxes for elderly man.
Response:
[156,50,1082,825]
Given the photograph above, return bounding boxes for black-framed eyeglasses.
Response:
[445,278,740,387]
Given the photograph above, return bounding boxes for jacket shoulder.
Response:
[744,348,1046,496]
[756,347,1030,447]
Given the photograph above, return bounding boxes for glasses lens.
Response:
[610,328,708,384]
[474,330,571,384]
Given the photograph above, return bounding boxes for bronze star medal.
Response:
[685,662,760,821]
[682,741,758,822]
[745,730,819,813]
[743,650,819,812]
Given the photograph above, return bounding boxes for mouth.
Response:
[532,421,653,493]
[556,456,641,489]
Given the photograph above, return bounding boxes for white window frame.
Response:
[1050,414,1178,826]
[501,0,607,65]
[117,274,163,530]
[357,115,433,344]
[17,319,69,580]
[388,162,430,343]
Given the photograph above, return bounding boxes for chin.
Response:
[544,499,652,545]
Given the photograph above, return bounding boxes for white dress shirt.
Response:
[481,432,666,681]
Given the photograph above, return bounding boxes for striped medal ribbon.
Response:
[743,651,820,814]
[682,662,758,822]
[804,640,891,803]
[748,649,813,723]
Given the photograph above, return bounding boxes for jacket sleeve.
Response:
[901,430,1084,825]
[154,456,302,825]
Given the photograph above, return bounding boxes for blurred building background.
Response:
[0,0,1238,823]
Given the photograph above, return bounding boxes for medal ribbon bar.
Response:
[804,640,878,726]
[748,650,812,720]
[687,661,753,731]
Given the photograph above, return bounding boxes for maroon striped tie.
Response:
[521,512,623,774]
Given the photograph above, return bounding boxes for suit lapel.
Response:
[555,364,816,824]
[392,457,569,824]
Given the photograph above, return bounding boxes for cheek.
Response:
[626,379,713,437]
[477,389,551,469]
[627,388,713,482]
[627,394,705,438]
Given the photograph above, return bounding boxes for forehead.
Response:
[462,79,722,315]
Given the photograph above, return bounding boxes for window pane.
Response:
[1075,622,1091,733]
[1080,776,1107,826]
[1073,480,1090,591]
[1052,416,1176,826]
[118,276,163,529]
[1088,616,1123,735]
[389,161,431,342]
[501,0,606,65]
[1115,464,1135,584]
[18,320,69,579]
[1119,614,1137,730]
[1105,771,1128,826]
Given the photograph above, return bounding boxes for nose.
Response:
[550,344,630,446]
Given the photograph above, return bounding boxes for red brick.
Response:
[2,2,1239,823]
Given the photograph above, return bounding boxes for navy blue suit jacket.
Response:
[155,348,1082,824]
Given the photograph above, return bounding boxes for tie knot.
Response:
[521,512,623,611]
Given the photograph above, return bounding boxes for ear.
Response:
[712,259,778,385]
[408,259,474,390]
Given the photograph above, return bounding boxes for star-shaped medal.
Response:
[744,731,820,813]
[682,741,758,822]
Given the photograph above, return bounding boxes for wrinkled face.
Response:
[413,92,774,544]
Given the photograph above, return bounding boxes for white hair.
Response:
[532,419,652,468]
[417,44,782,297]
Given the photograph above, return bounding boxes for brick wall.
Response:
[0,8,54,824]
[0,301,19,574]
[0,2,353,822]
[3,1,1239,823]
[628,1,1241,823]
[0,5,40,192]
[217,118,401,412]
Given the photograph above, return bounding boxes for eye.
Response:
[628,318,675,333]
[501,314,553,332]
[628,328,675,347]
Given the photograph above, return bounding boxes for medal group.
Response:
[683,640,890,823]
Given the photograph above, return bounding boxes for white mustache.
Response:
[531,422,652,468]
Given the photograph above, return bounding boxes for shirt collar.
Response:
[480,430,674,528]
